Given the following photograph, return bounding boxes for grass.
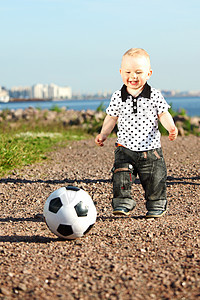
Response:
[0,125,90,177]
[0,103,105,177]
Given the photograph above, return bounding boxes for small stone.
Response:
[141,248,146,253]
[18,283,27,291]
[0,287,11,296]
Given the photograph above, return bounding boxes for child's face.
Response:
[120,55,152,93]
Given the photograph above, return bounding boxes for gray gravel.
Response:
[0,136,200,299]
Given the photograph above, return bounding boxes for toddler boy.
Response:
[95,48,178,218]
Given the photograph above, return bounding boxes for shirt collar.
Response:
[121,82,151,102]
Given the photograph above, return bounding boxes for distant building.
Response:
[57,85,72,99]
[48,83,72,100]
[31,84,48,99]
[8,83,72,100]
[31,83,72,99]
[48,83,59,99]
[0,86,10,102]
[10,86,31,99]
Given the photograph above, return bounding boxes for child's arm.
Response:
[95,115,118,147]
[158,111,178,141]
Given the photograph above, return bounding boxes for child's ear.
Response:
[119,69,122,75]
[147,69,152,79]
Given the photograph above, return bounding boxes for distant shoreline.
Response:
[5,95,200,103]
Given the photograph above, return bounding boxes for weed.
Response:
[50,104,63,112]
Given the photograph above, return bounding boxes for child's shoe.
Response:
[146,210,167,218]
[113,207,130,216]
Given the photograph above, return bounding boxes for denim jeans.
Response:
[112,146,167,212]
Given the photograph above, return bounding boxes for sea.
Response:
[0,97,200,117]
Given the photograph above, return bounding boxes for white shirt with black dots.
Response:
[106,83,170,151]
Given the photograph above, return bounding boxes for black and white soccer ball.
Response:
[43,186,97,240]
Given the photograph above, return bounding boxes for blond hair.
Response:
[122,48,151,67]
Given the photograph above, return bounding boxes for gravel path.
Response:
[0,136,199,300]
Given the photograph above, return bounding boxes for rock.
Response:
[178,127,185,136]
[190,116,200,126]
[0,287,11,296]
[13,108,23,120]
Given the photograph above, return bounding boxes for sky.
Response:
[0,0,200,94]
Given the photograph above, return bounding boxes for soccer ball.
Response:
[43,186,97,240]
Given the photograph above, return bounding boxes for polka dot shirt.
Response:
[106,83,170,151]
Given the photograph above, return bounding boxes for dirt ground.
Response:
[0,135,199,300]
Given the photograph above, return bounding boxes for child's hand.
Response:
[95,134,106,147]
[169,126,178,141]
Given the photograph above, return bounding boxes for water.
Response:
[0,97,200,117]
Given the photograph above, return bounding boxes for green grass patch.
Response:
[0,127,90,177]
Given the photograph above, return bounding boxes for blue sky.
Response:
[0,0,200,94]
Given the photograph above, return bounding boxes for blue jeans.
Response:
[112,146,167,212]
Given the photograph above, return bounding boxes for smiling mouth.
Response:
[129,81,138,85]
